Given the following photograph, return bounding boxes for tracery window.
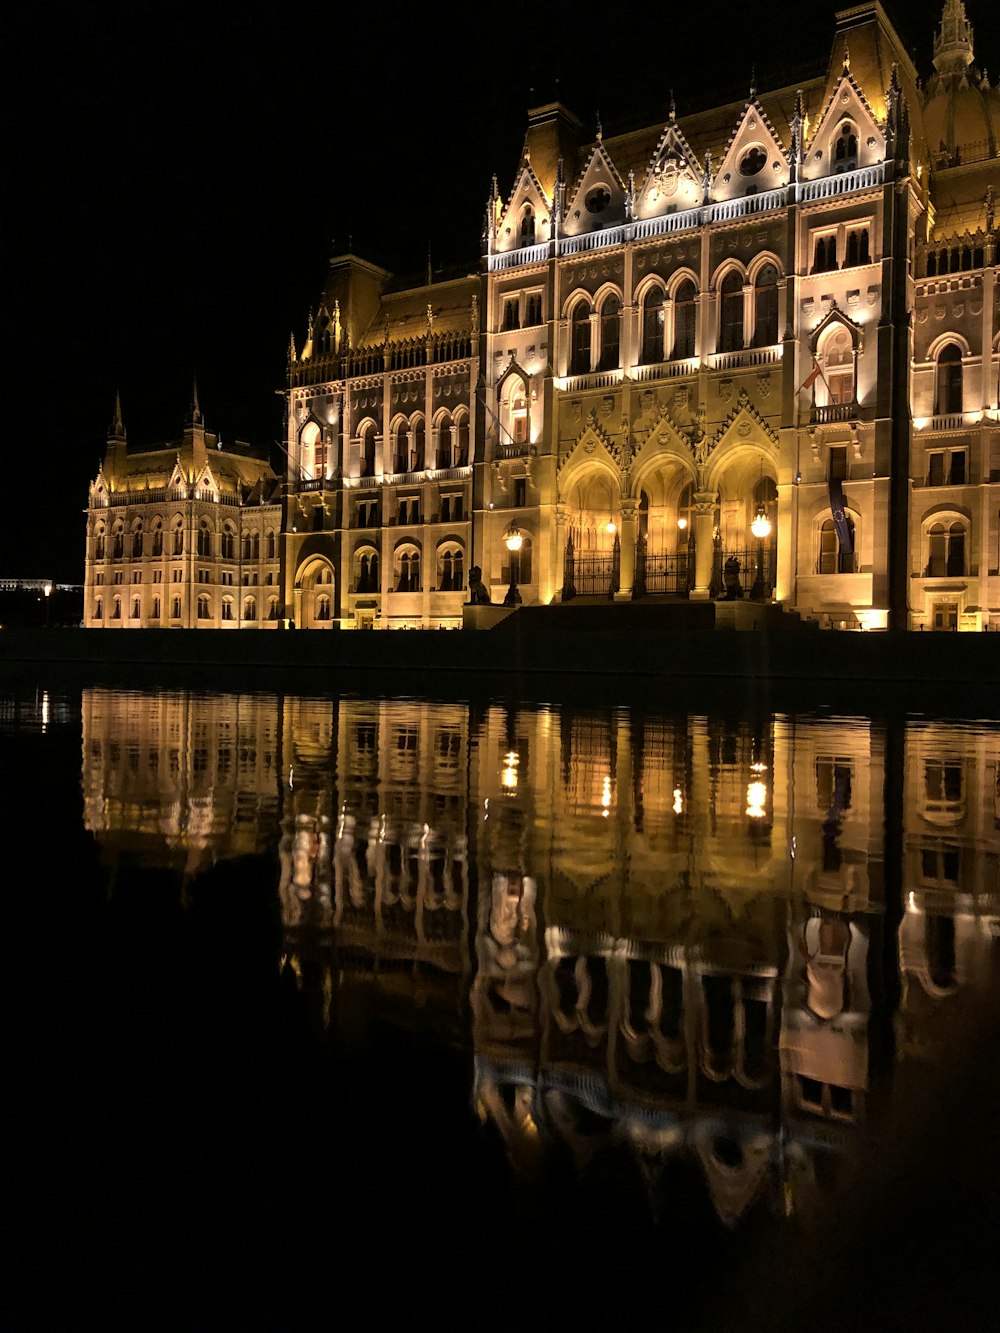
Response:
[598,294,621,371]
[833,123,858,171]
[719,271,744,352]
[151,523,163,557]
[673,279,697,359]
[753,264,779,346]
[221,527,235,560]
[197,523,212,558]
[197,594,211,620]
[926,522,966,577]
[132,524,143,558]
[519,206,535,246]
[570,301,591,375]
[640,286,664,364]
[395,549,421,592]
[438,546,465,591]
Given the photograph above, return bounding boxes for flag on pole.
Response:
[798,356,825,395]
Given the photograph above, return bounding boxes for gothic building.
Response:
[84,389,282,628]
[86,2,998,631]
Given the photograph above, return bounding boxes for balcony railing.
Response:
[561,368,625,392]
[487,242,548,271]
[796,163,885,202]
[631,357,699,382]
[810,402,859,425]
[708,345,782,371]
[703,187,787,223]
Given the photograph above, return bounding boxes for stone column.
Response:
[617,498,639,600]
[690,490,718,601]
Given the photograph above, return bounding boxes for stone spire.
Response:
[933,0,974,77]
[186,376,203,427]
[108,390,126,441]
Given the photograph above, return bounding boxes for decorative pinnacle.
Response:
[669,89,676,123]
[749,65,756,99]
[187,376,202,427]
[843,40,850,73]
[595,110,602,141]
[109,390,125,439]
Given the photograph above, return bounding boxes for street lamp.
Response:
[503,526,523,607]
[750,502,772,600]
[43,581,53,628]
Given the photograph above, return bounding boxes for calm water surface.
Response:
[6,684,999,1330]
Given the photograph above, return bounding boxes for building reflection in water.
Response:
[81,688,1000,1224]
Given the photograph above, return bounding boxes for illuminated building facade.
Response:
[280,1,996,630]
[84,389,282,629]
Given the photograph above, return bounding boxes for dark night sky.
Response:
[6,0,996,581]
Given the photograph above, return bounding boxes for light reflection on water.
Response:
[76,688,999,1229]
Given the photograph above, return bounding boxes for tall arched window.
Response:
[357,550,380,593]
[112,525,124,560]
[819,516,856,573]
[820,327,856,405]
[171,596,182,619]
[221,598,234,622]
[454,412,470,466]
[926,522,966,577]
[640,287,664,364]
[412,417,425,471]
[267,597,280,621]
[197,595,211,620]
[520,206,535,246]
[221,526,235,560]
[436,414,453,469]
[753,265,779,347]
[935,343,963,416]
[396,550,420,592]
[132,524,143,558]
[598,294,621,371]
[511,391,528,445]
[173,522,184,556]
[244,596,257,621]
[197,522,212,558]
[266,530,276,559]
[393,421,409,474]
[93,597,103,619]
[94,528,106,561]
[316,594,331,621]
[719,271,744,352]
[111,596,121,620]
[673,280,697,359]
[151,523,163,558]
[571,301,591,375]
[360,423,377,477]
[833,122,858,171]
[131,597,141,620]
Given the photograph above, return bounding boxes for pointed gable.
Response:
[801,61,886,180]
[562,136,627,236]
[712,99,790,202]
[494,160,553,255]
[635,113,704,220]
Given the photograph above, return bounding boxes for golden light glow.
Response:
[606,521,617,535]
[673,787,684,815]
[751,510,772,540]
[746,781,768,818]
[601,774,612,816]
[504,527,523,552]
[501,750,520,790]
[677,517,688,531]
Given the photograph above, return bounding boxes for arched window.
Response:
[396,550,421,592]
[221,526,235,560]
[173,523,184,556]
[266,530,276,559]
[935,343,963,416]
[171,596,182,619]
[131,597,141,620]
[640,287,664,365]
[267,597,280,621]
[819,514,856,574]
[833,122,858,170]
[812,235,837,273]
[221,598,234,622]
[357,550,380,593]
[412,417,425,471]
[132,524,143,559]
[197,595,211,620]
[251,532,260,560]
[243,596,257,621]
[93,597,103,619]
[111,596,122,620]
[638,490,649,540]
[242,531,253,561]
[947,522,965,575]
[438,546,464,591]
[820,326,855,405]
[112,525,124,560]
[511,391,528,445]
[926,522,966,576]
[719,271,744,352]
[570,301,591,375]
[197,522,212,558]
[360,422,377,477]
[151,523,163,558]
[753,264,779,347]
[845,228,870,267]
[519,206,535,246]
[94,528,106,561]
[316,594,331,621]
[300,421,325,481]
[454,412,470,466]
[598,294,621,371]
[436,414,453,469]
[393,421,409,474]
[673,280,697,360]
